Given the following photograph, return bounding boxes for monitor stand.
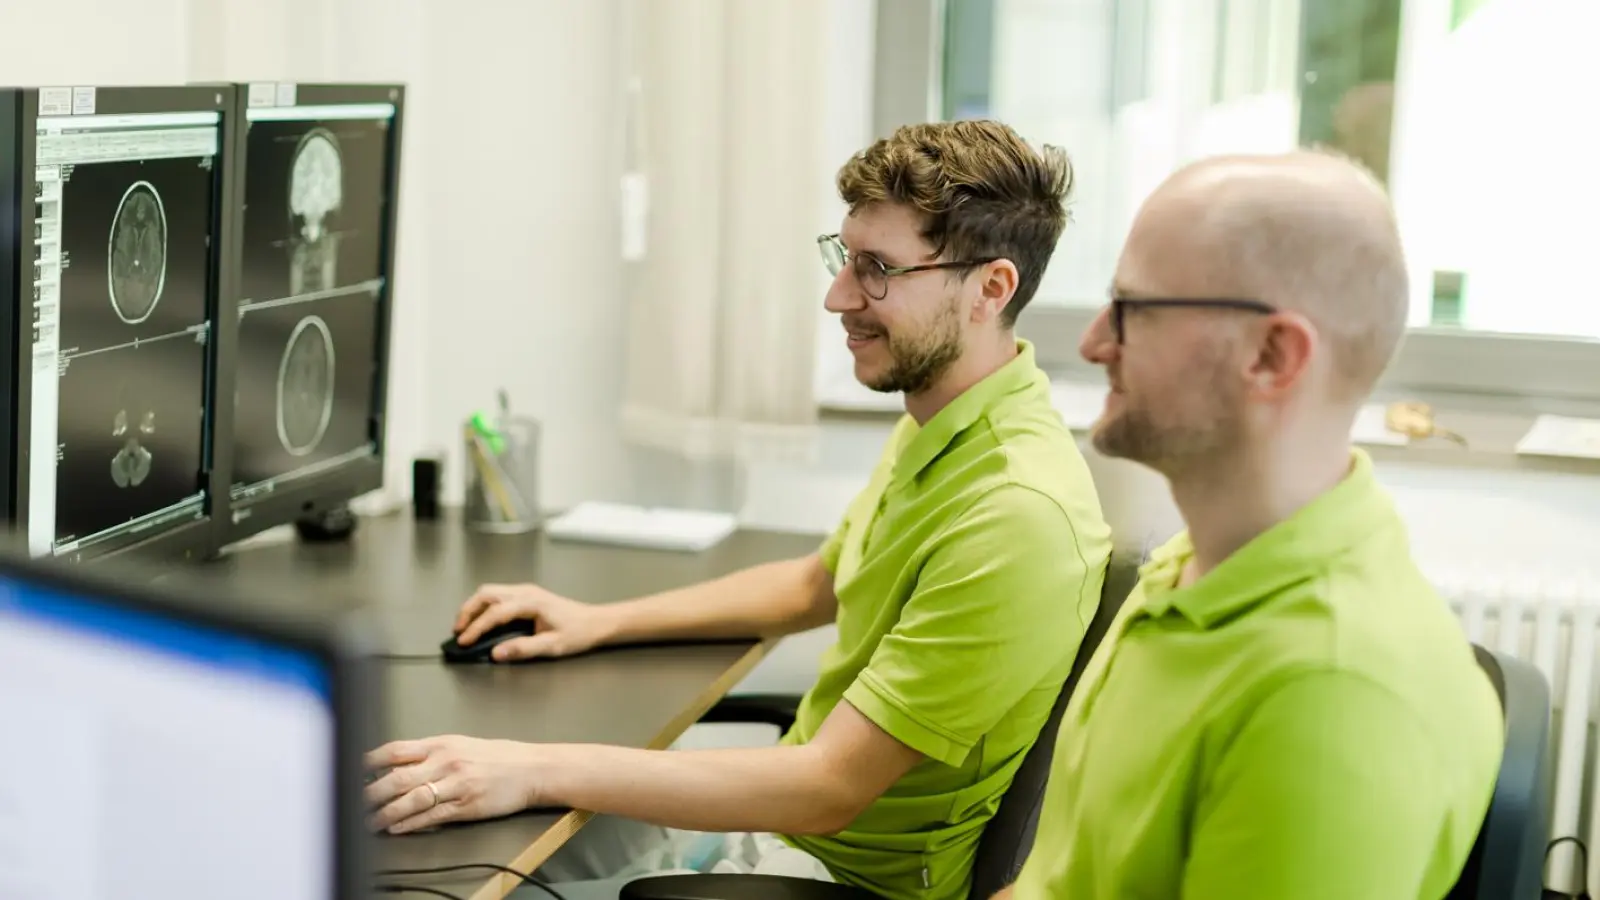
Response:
[294,505,358,543]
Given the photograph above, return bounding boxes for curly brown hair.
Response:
[835,120,1073,326]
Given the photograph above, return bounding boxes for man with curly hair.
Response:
[364,121,1113,900]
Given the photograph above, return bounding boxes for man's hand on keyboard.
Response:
[454,583,616,662]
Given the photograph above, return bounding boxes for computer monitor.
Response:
[214,83,403,547]
[0,86,237,563]
[0,544,377,899]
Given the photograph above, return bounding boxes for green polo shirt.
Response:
[779,341,1112,900]
[1012,449,1503,900]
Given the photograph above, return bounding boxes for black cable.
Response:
[376,886,467,900]
[378,863,568,900]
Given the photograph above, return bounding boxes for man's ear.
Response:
[974,259,1020,324]
[1247,312,1317,398]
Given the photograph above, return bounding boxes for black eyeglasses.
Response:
[1108,296,1277,344]
[818,233,997,301]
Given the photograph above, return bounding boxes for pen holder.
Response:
[461,415,541,534]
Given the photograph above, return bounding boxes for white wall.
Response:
[407,1,630,512]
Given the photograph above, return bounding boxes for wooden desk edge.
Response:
[469,639,777,900]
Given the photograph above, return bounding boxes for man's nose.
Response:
[1080,305,1117,364]
[824,267,866,313]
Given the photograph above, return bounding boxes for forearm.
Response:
[539,741,853,836]
[599,554,833,645]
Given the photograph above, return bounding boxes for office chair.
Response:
[620,553,1144,900]
[1447,644,1552,900]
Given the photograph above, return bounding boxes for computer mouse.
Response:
[440,619,538,663]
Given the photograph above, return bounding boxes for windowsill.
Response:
[816,375,1600,478]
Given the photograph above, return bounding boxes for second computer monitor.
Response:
[217,84,402,545]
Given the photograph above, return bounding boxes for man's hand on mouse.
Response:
[454,583,614,662]
[364,735,546,834]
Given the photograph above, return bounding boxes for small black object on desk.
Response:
[440,619,538,663]
[412,456,441,520]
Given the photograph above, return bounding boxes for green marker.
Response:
[469,411,505,455]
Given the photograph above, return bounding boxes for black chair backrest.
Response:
[968,552,1144,899]
[1446,644,1552,899]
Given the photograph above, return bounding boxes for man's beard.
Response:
[1091,367,1243,471]
[861,301,963,395]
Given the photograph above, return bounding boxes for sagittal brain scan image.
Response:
[107,180,168,324]
[277,315,336,456]
[289,129,344,295]
[240,115,387,304]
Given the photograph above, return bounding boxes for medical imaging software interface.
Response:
[232,103,391,502]
[29,111,219,557]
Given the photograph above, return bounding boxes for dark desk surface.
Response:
[196,512,820,900]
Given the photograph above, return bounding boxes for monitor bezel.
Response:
[0,534,380,900]
[0,85,237,566]
[213,83,405,550]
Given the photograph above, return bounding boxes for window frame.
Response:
[866,0,1600,407]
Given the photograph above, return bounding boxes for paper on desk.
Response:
[544,501,738,552]
[1515,415,1600,459]
[1352,403,1407,446]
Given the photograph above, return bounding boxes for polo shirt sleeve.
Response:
[818,518,847,574]
[842,485,1101,768]
[1182,671,1473,900]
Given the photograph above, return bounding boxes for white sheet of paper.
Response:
[545,502,738,552]
[1515,415,1600,459]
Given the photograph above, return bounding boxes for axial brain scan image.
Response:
[110,407,156,488]
[289,129,344,295]
[107,181,168,324]
[276,314,336,456]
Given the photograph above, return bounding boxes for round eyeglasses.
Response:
[817,233,997,301]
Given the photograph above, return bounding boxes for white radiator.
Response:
[1440,570,1597,896]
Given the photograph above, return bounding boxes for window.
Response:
[857,0,1600,404]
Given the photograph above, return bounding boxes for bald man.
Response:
[1001,150,1504,899]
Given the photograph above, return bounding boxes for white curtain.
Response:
[619,0,826,464]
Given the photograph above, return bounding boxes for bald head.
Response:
[1123,149,1409,401]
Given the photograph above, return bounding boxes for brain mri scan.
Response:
[110,407,156,488]
[107,181,168,324]
[276,315,336,456]
[289,129,344,295]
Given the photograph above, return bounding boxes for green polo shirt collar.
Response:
[1138,449,1393,627]
[891,340,1046,485]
